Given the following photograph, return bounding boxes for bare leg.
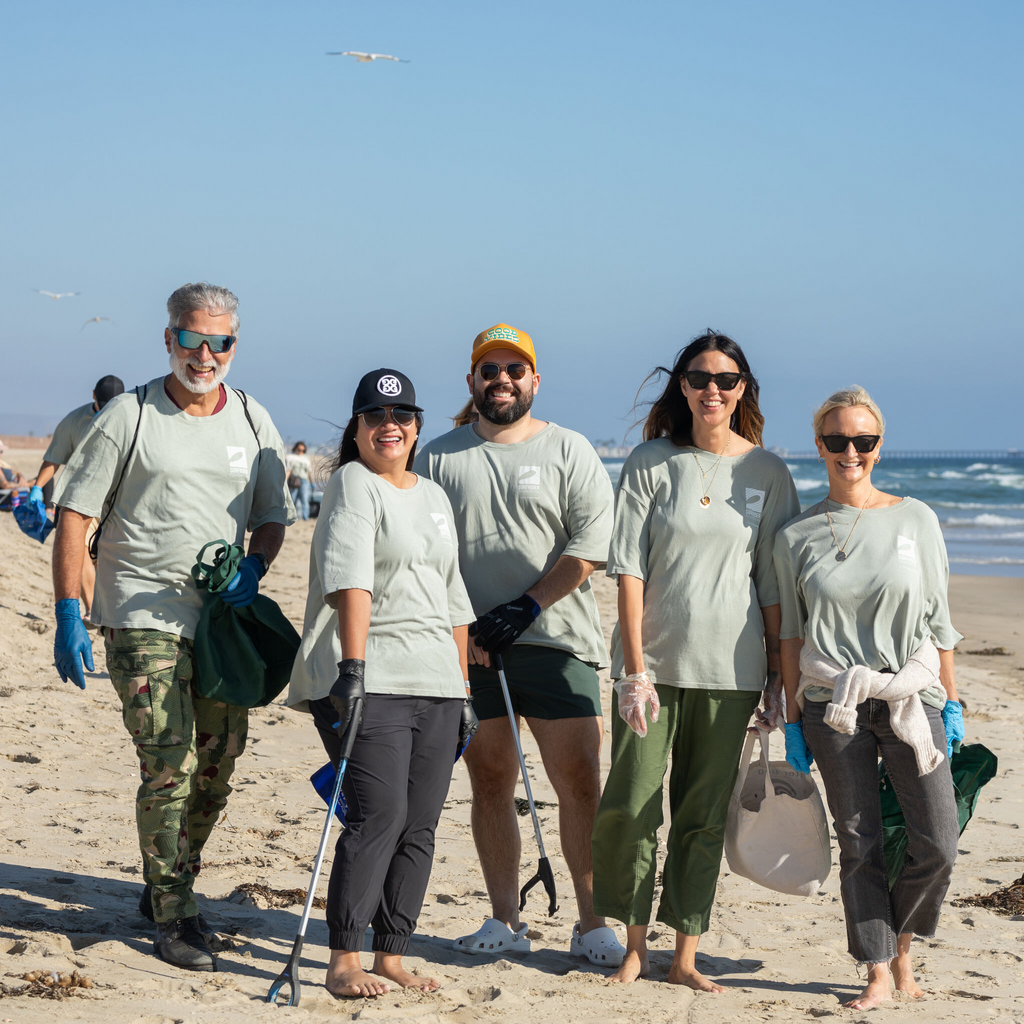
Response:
[326,949,390,998]
[373,952,439,992]
[608,924,649,984]
[667,933,724,993]
[890,933,923,998]
[529,715,605,933]
[464,717,524,929]
[80,545,96,616]
[844,962,893,1009]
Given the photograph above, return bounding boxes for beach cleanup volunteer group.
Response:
[43,305,967,1005]
[50,282,295,972]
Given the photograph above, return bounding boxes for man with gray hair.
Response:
[51,282,295,971]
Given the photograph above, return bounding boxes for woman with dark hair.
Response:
[286,440,313,520]
[591,330,799,990]
[287,368,478,998]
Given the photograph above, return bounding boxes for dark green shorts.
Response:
[469,644,602,721]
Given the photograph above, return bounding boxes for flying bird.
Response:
[35,289,80,300]
[326,51,409,63]
[81,316,114,331]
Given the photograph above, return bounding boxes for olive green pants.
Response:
[105,628,248,923]
[592,685,760,935]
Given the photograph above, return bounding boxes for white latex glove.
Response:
[614,672,660,737]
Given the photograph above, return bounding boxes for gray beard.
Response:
[474,382,534,425]
[168,351,232,395]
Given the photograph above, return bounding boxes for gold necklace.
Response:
[692,433,731,508]
[824,492,874,561]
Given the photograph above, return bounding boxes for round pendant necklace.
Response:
[692,433,731,508]
[824,492,874,561]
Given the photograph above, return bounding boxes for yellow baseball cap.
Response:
[471,323,536,372]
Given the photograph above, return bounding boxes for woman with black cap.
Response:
[287,368,478,998]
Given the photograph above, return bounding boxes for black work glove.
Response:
[469,594,541,654]
[455,697,479,761]
[329,659,366,738]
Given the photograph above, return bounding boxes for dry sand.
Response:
[1,458,1023,1023]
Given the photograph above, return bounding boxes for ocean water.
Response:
[600,455,1024,578]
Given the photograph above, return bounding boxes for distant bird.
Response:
[35,289,80,300]
[326,51,409,63]
[81,316,114,331]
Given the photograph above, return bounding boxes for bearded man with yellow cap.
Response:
[415,324,624,968]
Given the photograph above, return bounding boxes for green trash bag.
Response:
[190,540,301,708]
[879,742,998,889]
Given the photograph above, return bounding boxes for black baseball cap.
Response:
[94,375,125,409]
[352,368,423,416]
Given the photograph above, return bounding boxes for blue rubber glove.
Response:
[784,721,814,774]
[222,555,264,608]
[54,598,94,689]
[942,700,965,759]
[29,485,44,504]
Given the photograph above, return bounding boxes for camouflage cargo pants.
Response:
[105,627,248,923]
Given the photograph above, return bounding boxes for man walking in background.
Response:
[416,323,624,967]
[51,282,294,971]
[28,374,125,614]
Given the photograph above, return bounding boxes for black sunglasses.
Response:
[819,433,881,454]
[478,362,530,382]
[360,406,419,429]
[170,328,236,354]
[681,370,744,391]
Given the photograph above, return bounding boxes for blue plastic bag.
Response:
[14,498,55,543]
[310,762,348,825]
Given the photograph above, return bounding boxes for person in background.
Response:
[451,398,478,427]
[287,440,314,520]
[287,368,477,998]
[417,324,624,968]
[774,386,961,1011]
[51,282,294,972]
[28,375,125,614]
[591,330,799,991]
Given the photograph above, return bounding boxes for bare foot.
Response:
[373,953,439,993]
[326,964,391,999]
[844,978,892,1010]
[667,963,724,993]
[890,953,923,998]
[608,949,650,984]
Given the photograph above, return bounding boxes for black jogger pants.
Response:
[310,693,461,955]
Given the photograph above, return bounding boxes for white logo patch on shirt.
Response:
[226,446,249,477]
[430,512,452,542]
[898,535,918,566]
[518,465,541,494]
[745,487,766,524]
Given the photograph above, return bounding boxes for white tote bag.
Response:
[724,730,832,897]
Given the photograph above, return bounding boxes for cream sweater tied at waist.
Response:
[796,639,944,776]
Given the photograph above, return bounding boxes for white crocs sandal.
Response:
[453,918,532,955]
[569,923,625,967]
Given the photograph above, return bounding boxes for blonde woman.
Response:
[773,386,962,1010]
[592,330,799,990]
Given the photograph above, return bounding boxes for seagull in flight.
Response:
[35,289,80,300]
[81,316,114,331]
[326,51,410,63]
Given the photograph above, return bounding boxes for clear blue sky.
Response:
[2,1,1021,450]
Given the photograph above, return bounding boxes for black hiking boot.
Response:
[141,885,222,949]
[154,917,216,972]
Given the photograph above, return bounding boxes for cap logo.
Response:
[483,327,519,343]
[377,375,401,396]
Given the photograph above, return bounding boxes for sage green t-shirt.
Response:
[773,497,962,709]
[415,422,613,668]
[286,460,475,708]
[43,402,95,466]
[53,378,296,638]
[607,439,800,690]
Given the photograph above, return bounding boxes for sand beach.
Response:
[1,445,1023,1024]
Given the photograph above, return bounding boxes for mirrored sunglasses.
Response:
[171,328,236,354]
[360,406,419,428]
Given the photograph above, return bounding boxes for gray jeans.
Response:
[803,697,958,964]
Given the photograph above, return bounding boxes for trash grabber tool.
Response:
[494,653,558,916]
[267,697,364,1006]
